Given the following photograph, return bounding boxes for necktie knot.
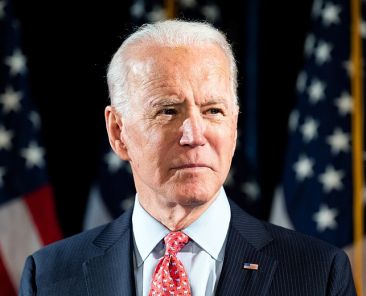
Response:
[149,231,191,296]
[164,231,189,256]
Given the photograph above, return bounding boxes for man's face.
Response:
[113,44,238,208]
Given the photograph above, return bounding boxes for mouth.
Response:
[172,163,211,170]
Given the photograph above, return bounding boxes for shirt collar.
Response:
[183,187,231,261]
[132,195,170,267]
[132,187,231,266]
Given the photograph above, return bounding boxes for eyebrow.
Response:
[149,97,230,108]
[150,97,183,108]
[200,98,229,108]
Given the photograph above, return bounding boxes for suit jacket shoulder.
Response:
[215,200,356,296]
[19,207,135,296]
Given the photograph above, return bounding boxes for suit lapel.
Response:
[81,200,277,296]
[216,201,278,296]
[83,208,136,296]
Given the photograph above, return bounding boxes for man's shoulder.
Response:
[20,209,134,293]
[229,200,343,257]
[32,223,107,267]
[263,220,341,255]
[32,208,133,262]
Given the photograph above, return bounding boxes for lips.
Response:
[172,163,211,170]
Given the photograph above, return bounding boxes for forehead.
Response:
[126,43,231,98]
[124,44,231,101]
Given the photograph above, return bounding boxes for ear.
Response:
[105,106,130,161]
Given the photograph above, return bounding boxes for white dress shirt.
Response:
[132,187,231,296]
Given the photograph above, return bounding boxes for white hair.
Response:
[107,19,238,115]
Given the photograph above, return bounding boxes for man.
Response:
[20,20,356,295]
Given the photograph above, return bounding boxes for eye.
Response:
[158,108,177,115]
[205,108,224,115]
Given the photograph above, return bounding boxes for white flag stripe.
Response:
[269,187,294,230]
[0,197,42,289]
[83,186,113,230]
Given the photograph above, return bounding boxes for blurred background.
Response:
[8,0,312,236]
[1,0,365,295]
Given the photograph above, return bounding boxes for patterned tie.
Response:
[149,231,191,296]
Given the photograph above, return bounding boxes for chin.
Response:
[172,185,218,207]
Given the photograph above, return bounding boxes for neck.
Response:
[137,193,218,231]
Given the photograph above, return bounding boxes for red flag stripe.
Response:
[0,248,18,296]
[24,185,63,245]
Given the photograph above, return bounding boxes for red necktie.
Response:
[149,231,191,296]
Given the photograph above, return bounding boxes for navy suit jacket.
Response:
[19,201,356,295]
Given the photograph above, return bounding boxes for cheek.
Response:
[126,124,176,165]
[211,127,237,166]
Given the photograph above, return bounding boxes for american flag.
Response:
[84,0,262,228]
[270,0,365,289]
[0,0,62,294]
[243,262,259,270]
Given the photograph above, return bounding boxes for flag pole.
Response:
[351,0,364,294]
[165,0,176,19]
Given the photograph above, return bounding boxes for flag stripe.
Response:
[0,198,42,289]
[24,185,62,245]
[0,255,16,296]
[350,0,364,293]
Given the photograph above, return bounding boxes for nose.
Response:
[179,112,207,147]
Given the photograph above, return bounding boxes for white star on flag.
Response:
[361,20,366,38]
[296,72,307,93]
[5,49,27,76]
[121,195,135,211]
[326,128,350,154]
[241,181,260,201]
[312,0,323,19]
[314,40,333,65]
[313,204,338,232]
[300,117,319,142]
[318,165,344,192]
[0,125,13,150]
[20,141,45,168]
[104,150,126,173]
[304,34,316,57]
[147,5,166,22]
[0,86,22,113]
[334,91,352,115]
[288,110,300,132]
[201,4,220,23]
[342,59,353,77]
[130,1,145,19]
[307,79,326,103]
[29,111,41,130]
[293,155,314,181]
[321,3,341,26]
[179,0,197,9]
